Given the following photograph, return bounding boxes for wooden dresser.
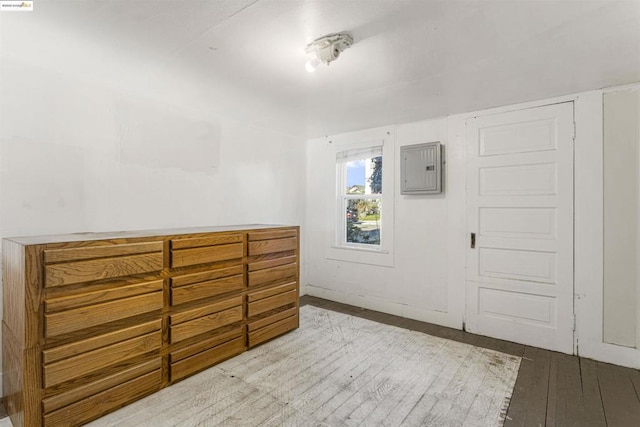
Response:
[2,225,300,426]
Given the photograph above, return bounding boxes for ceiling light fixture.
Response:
[305,32,353,72]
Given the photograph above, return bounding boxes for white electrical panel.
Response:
[401,141,443,194]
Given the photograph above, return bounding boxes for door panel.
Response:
[466,102,574,354]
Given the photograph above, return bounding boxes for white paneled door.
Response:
[465,102,575,354]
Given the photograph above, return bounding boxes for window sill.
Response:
[326,244,394,267]
[330,245,390,254]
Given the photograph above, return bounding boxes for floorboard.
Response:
[597,361,640,427]
[579,358,607,427]
[86,303,518,427]
[0,296,638,426]
[300,296,640,427]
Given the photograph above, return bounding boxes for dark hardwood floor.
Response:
[301,295,640,427]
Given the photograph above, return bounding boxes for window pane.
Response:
[345,156,382,195]
[346,199,381,245]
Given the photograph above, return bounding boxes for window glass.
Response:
[346,199,381,245]
[337,148,382,248]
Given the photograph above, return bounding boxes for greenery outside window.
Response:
[336,146,383,248]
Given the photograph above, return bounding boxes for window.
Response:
[336,146,383,248]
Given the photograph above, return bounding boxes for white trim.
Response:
[575,88,640,369]
[445,115,467,331]
[449,92,583,122]
[330,245,389,254]
[325,126,395,267]
[602,82,640,94]
[306,284,461,329]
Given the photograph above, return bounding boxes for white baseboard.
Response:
[579,342,640,370]
[305,284,462,330]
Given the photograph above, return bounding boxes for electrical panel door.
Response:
[401,141,443,194]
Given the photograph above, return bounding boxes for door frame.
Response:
[462,100,576,354]
[447,95,585,357]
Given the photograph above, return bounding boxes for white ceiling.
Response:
[8,0,640,137]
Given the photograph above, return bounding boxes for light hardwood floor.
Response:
[2,295,638,426]
[82,303,519,426]
[302,296,640,427]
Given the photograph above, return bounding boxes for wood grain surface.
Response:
[3,226,299,427]
[42,358,162,414]
[43,370,162,426]
[171,275,243,306]
[43,320,162,364]
[248,237,297,256]
[44,242,163,264]
[44,280,163,313]
[247,254,296,272]
[246,282,297,303]
[170,306,243,343]
[247,229,297,241]
[247,290,297,318]
[171,234,243,250]
[44,291,163,337]
[247,262,297,288]
[171,243,243,268]
[170,338,244,382]
[44,331,162,388]
[171,265,243,287]
[247,307,298,332]
[170,328,243,363]
[87,305,518,427]
[45,253,163,287]
[169,296,242,325]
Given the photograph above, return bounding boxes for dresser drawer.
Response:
[171,265,243,287]
[247,307,298,332]
[171,243,243,268]
[247,262,297,288]
[42,357,161,414]
[169,296,242,325]
[43,330,162,388]
[247,289,297,318]
[248,315,298,348]
[247,282,297,303]
[171,234,243,250]
[170,306,242,343]
[44,242,163,263]
[171,274,243,306]
[43,368,162,427]
[44,279,163,313]
[248,237,296,256]
[247,229,297,241]
[170,233,244,268]
[45,251,163,288]
[43,319,161,364]
[45,289,163,338]
[171,337,244,382]
[248,255,296,272]
[170,327,243,363]
[169,296,243,344]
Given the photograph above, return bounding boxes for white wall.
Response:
[305,87,640,370]
[0,9,306,395]
[305,119,465,328]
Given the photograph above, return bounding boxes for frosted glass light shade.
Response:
[305,57,321,72]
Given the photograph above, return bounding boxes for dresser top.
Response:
[3,224,297,245]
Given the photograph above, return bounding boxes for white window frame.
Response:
[325,129,395,267]
[336,146,383,250]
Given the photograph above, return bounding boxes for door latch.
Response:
[470,233,476,249]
